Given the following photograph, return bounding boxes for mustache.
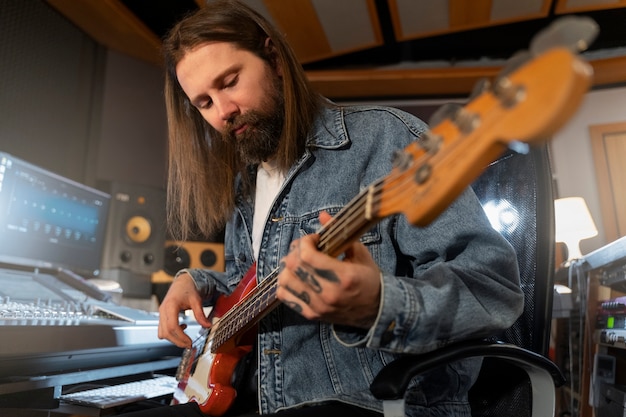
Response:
[225,113,261,137]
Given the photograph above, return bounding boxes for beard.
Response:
[221,78,285,166]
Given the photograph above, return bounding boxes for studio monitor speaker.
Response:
[152,240,225,283]
[99,181,166,297]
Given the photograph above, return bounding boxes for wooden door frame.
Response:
[589,121,626,243]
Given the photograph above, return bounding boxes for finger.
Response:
[285,233,320,267]
[277,282,317,319]
[319,210,333,225]
[284,284,312,308]
[171,327,193,348]
[278,261,337,318]
[188,298,212,328]
[293,264,323,293]
[343,240,379,269]
[158,311,193,348]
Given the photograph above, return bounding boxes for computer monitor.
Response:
[0,152,110,277]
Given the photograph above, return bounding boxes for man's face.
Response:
[176,41,284,164]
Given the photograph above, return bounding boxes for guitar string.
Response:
[211,164,421,347]
[209,269,280,349]
[318,143,435,253]
[212,141,435,343]
[179,171,425,380]
[207,193,376,351]
[195,139,436,357]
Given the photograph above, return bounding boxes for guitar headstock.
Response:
[375,17,596,227]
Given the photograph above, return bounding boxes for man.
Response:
[127,1,524,416]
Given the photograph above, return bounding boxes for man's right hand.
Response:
[157,272,212,348]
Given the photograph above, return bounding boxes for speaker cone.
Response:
[125,215,151,243]
[163,244,191,276]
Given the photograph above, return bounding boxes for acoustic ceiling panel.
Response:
[490,0,549,21]
[558,0,624,11]
[258,0,382,64]
[390,0,552,41]
[311,0,381,54]
[392,1,450,39]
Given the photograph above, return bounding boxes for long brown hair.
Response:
[163,0,322,242]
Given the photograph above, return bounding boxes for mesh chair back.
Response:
[468,143,556,417]
[471,143,555,355]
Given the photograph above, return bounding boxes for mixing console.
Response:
[0,266,198,379]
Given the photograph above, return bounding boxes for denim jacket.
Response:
[184,103,524,416]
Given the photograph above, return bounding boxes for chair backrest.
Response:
[471,143,556,356]
[468,143,556,417]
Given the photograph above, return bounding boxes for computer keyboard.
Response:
[61,375,178,409]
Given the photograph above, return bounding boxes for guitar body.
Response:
[173,265,258,416]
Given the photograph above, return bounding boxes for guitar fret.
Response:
[210,134,448,349]
[211,273,279,351]
[210,178,388,351]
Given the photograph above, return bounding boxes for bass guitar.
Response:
[172,19,595,416]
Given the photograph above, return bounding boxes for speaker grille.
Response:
[153,241,225,283]
[163,244,191,276]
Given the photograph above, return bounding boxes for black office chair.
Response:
[370,143,566,417]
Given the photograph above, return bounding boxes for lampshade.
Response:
[554,197,598,261]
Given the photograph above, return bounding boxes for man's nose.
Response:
[214,96,238,122]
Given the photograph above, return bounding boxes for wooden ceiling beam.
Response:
[448,0,492,27]
[590,55,626,86]
[306,65,501,99]
[45,0,163,66]
[305,55,626,99]
[555,0,626,14]
[263,0,332,63]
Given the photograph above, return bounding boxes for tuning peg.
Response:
[490,51,532,108]
[530,15,599,55]
[468,78,491,101]
[428,103,480,135]
[391,149,413,171]
[428,103,463,127]
[496,50,532,79]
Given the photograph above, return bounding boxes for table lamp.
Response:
[554,196,598,262]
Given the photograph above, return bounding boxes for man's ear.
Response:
[264,37,282,77]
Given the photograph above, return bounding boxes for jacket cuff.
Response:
[174,268,212,298]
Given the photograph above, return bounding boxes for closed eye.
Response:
[197,98,212,109]
[223,74,238,89]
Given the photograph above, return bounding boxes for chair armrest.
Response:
[370,340,566,400]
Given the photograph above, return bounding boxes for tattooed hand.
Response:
[276,211,382,329]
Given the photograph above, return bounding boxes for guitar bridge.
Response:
[176,328,209,381]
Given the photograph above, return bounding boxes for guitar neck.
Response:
[317,183,383,257]
[210,185,381,352]
[210,45,594,353]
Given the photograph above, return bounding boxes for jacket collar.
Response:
[306,102,351,150]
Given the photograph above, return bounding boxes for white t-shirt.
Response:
[252,161,285,260]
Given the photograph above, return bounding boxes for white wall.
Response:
[550,85,626,255]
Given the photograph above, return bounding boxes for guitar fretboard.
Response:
[210,269,280,351]
[209,177,396,352]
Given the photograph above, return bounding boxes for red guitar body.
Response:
[172,265,258,416]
